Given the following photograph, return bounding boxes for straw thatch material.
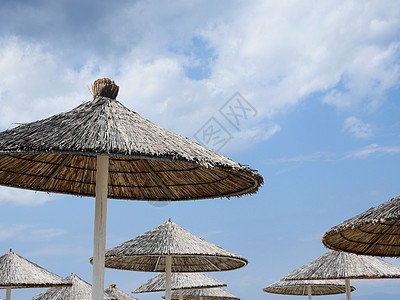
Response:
[263,280,355,296]
[281,250,400,281]
[31,273,116,300]
[0,78,263,201]
[0,250,70,288]
[163,287,240,300]
[92,220,247,272]
[322,195,400,257]
[133,273,226,293]
[105,283,137,300]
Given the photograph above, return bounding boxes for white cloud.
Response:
[346,144,400,159]
[265,144,400,169]
[0,223,65,241]
[0,1,399,151]
[264,152,337,165]
[343,116,373,138]
[29,229,66,240]
[0,224,33,241]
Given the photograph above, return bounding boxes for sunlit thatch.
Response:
[31,274,115,300]
[263,280,355,296]
[323,195,400,256]
[93,220,247,272]
[281,250,400,280]
[133,273,226,293]
[0,78,263,201]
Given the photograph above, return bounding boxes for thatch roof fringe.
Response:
[95,220,247,272]
[163,287,240,300]
[31,273,116,300]
[322,195,400,256]
[133,273,226,293]
[263,280,356,296]
[0,250,71,288]
[0,79,263,201]
[281,250,400,280]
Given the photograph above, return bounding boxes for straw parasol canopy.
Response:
[0,78,263,300]
[105,284,137,300]
[281,250,400,280]
[322,195,400,257]
[93,219,246,300]
[0,249,71,300]
[162,287,240,300]
[263,280,356,297]
[31,273,116,300]
[0,78,263,201]
[281,250,400,300]
[0,250,70,289]
[133,273,226,293]
[94,219,247,272]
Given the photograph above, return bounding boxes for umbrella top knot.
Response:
[92,78,119,100]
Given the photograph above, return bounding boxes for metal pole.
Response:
[307,285,312,300]
[178,289,183,300]
[345,279,351,300]
[92,155,109,300]
[6,287,11,300]
[165,255,172,300]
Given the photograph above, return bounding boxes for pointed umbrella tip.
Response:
[91,78,119,100]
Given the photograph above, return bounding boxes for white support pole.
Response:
[178,289,183,300]
[92,155,109,300]
[345,279,351,300]
[6,287,11,300]
[165,255,172,300]
[307,286,312,300]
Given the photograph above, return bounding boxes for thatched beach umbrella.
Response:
[0,78,263,300]
[263,280,356,300]
[133,272,226,300]
[0,250,71,300]
[31,273,116,300]
[281,250,400,300]
[93,220,247,300]
[105,283,137,300]
[162,287,240,300]
[322,195,400,257]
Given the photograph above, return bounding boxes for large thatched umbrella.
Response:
[322,195,400,257]
[0,250,71,300]
[0,78,263,300]
[133,272,226,300]
[263,280,356,300]
[281,250,400,300]
[31,273,115,300]
[92,220,246,300]
[105,283,137,300]
[163,287,240,300]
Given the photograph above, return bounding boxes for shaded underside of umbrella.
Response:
[164,287,240,300]
[263,280,355,296]
[281,250,400,281]
[0,79,263,201]
[323,195,400,257]
[95,220,247,272]
[133,273,226,293]
[31,274,115,300]
[0,250,71,288]
[105,283,137,300]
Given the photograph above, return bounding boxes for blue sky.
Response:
[0,0,400,299]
